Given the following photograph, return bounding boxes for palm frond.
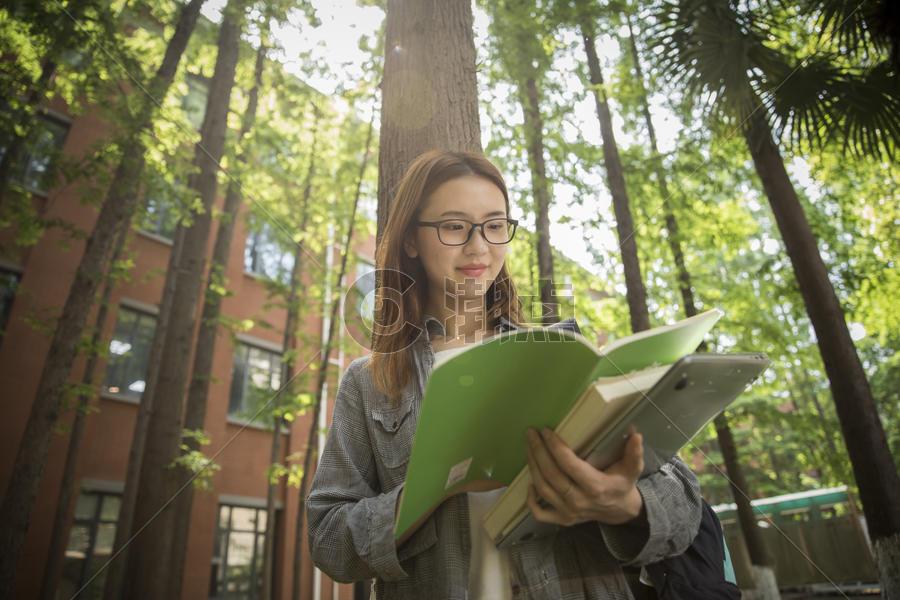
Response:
[803,0,893,60]
[650,0,766,121]
[765,54,899,159]
[824,62,900,159]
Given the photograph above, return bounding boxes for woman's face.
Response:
[405,175,509,313]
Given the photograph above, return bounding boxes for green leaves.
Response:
[650,0,900,158]
[173,428,221,491]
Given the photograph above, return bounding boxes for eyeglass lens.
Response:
[438,219,513,245]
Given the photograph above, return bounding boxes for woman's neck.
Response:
[426,294,488,342]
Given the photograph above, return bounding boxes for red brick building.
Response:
[0,73,376,598]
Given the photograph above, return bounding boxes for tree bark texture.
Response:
[0,2,204,596]
[376,0,482,246]
[581,23,649,334]
[38,219,130,600]
[166,30,267,599]
[123,3,244,597]
[520,77,557,326]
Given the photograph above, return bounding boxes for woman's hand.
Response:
[525,427,644,526]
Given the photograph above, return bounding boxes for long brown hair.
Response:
[370,150,523,400]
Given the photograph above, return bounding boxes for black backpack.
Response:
[642,499,741,600]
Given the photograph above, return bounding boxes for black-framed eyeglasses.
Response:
[416,218,519,246]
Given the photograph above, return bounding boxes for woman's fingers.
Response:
[538,427,610,489]
[526,428,646,526]
[526,439,578,526]
[616,431,645,481]
[526,435,568,501]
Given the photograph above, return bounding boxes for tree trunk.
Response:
[0,1,205,596]
[743,108,900,594]
[581,21,649,333]
[260,105,319,600]
[376,0,482,245]
[625,17,697,320]
[123,3,245,597]
[292,113,374,600]
[262,241,303,600]
[102,227,184,600]
[38,218,130,600]
[166,28,267,599]
[714,413,780,599]
[519,77,557,326]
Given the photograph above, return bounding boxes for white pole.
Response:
[313,224,336,600]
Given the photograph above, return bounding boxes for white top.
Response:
[433,346,513,599]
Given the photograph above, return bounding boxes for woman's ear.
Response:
[403,236,418,259]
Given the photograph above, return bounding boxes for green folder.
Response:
[394,309,723,541]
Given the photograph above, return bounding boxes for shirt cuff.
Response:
[598,485,653,564]
[364,485,408,580]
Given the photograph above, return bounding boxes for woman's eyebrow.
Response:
[438,209,506,218]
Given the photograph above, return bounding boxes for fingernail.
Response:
[526,428,538,443]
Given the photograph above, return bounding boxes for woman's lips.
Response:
[458,266,487,277]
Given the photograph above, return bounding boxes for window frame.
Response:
[209,502,272,599]
[243,221,295,285]
[182,73,210,131]
[0,107,71,196]
[101,302,158,403]
[227,338,283,426]
[135,178,181,243]
[58,488,122,599]
[0,263,23,342]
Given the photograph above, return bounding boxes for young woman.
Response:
[307,150,702,599]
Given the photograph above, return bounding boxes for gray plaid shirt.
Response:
[307,317,702,599]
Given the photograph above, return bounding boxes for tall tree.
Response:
[165,21,271,599]
[655,0,900,592]
[578,10,649,333]
[103,229,185,600]
[0,1,206,595]
[292,111,374,600]
[37,219,131,600]
[121,1,248,596]
[376,0,482,243]
[487,0,559,324]
[261,105,318,600]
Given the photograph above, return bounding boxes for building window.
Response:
[0,269,21,341]
[57,490,121,600]
[102,306,157,400]
[0,112,69,194]
[136,178,180,241]
[244,222,294,284]
[183,74,209,131]
[228,343,281,422]
[210,504,269,599]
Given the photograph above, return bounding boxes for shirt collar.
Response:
[422,314,519,339]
